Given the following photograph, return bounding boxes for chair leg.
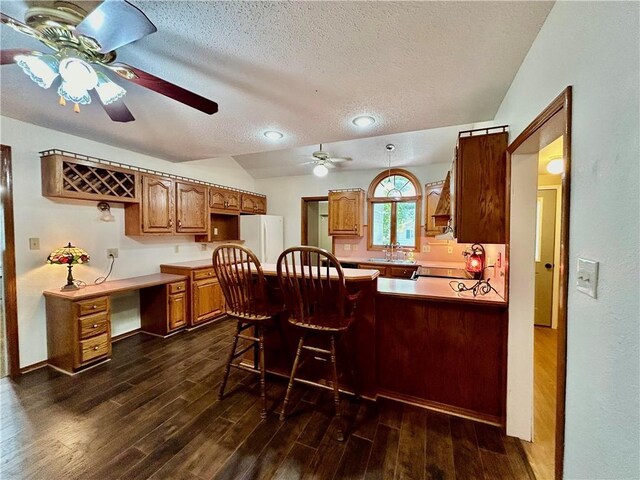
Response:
[330,334,344,442]
[258,326,268,419]
[280,334,305,421]
[276,317,293,367]
[219,320,242,400]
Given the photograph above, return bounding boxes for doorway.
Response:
[507,88,571,480]
[301,196,331,251]
[1,145,19,378]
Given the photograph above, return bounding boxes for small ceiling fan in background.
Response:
[300,144,352,177]
[0,0,218,122]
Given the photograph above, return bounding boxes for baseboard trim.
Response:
[19,360,48,374]
[112,329,141,342]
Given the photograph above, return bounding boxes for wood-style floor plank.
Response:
[0,318,534,480]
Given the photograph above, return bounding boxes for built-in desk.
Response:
[44,273,188,374]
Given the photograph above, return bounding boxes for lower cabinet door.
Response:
[168,292,187,331]
[192,278,225,325]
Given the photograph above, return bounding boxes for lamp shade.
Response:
[15,54,60,89]
[95,71,126,105]
[464,243,485,280]
[47,242,90,265]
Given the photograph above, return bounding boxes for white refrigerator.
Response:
[240,215,284,264]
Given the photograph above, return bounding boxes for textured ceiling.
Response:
[234,122,490,179]
[0,1,552,163]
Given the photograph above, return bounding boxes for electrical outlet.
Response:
[213,227,219,235]
[422,244,430,253]
[344,244,351,251]
[353,244,358,251]
[174,245,180,253]
[496,252,502,268]
[29,238,40,250]
[106,248,118,258]
[447,246,453,254]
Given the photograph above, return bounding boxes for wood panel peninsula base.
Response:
[255,265,508,427]
[43,273,187,374]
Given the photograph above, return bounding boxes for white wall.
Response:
[493,2,639,478]
[0,116,256,368]
[255,165,450,249]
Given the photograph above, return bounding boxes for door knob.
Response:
[545,263,553,269]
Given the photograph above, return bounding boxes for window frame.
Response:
[367,169,422,251]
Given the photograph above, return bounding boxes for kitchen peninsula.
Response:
[161,258,507,426]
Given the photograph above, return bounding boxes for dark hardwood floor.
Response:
[0,318,533,480]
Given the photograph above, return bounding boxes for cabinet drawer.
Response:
[79,334,109,364]
[76,297,109,317]
[193,268,215,281]
[168,281,187,294]
[358,264,387,276]
[78,312,109,340]
[389,266,418,278]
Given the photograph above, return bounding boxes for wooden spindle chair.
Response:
[212,243,286,418]
[276,246,360,441]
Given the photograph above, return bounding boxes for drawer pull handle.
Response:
[92,324,98,328]
[208,272,212,276]
[92,305,97,309]
[93,346,99,350]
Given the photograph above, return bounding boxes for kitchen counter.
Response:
[377,276,506,306]
[336,256,466,269]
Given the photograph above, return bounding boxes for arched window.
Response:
[367,169,422,250]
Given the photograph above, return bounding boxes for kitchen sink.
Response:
[366,258,417,265]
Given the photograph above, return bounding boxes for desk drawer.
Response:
[168,281,187,294]
[193,268,215,281]
[78,312,109,340]
[76,297,109,317]
[79,333,109,364]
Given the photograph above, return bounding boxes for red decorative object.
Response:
[464,243,485,280]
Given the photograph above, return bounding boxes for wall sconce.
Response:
[97,202,115,222]
[464,243,485,280]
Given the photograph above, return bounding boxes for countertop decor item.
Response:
[47,242,90,291]
[464,243,485,280]
[448,277,498,297]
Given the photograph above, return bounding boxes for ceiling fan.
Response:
[300,144,351,177]
[0,0,218,122]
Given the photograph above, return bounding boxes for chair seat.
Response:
[227,302,284,322]
[288,313,354,333]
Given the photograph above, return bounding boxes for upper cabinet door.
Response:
[210,187,241,212]
[142,175,174,233]
[424,182,444,236]
[455,131,508,244]
[176,182,208,233]
[241,193,267,214]
[328,189,364,236]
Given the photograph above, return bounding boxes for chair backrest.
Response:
[212,243,270,319]
[276,246,347,329]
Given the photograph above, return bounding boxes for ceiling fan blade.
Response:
[325,162,337,169]
[299,160,317,166]
[1,48,39,65]
[327,157,352,163]
[90,91,135,122]
[1,13,44,41]
[107,63,219,114]
[75,0,157,54]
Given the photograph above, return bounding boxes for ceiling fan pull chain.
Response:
[59,96,66,106]
[74,103,80,114]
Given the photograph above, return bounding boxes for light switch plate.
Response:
[344,244,351,251]
[422,245,430,253]
[353,244,358,251]
[577,258,599,298]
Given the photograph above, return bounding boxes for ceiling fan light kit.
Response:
[313,163,329,177]
[1,0,219,122]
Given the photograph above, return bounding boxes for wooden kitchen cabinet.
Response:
[126,176,208,235]
[455,128,508,244]
[424,181,445,236]
[356,262,418,279]
[241,193,267,214]
[140,280,189,335]
[210,186,240,212]
[160,263,227,327]
[328,189,365,236]
[175,181,208,233]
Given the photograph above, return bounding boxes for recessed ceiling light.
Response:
[352,115,376,127]
[546,157,564,174]
[313,163,329,177]
[263,130,283,140]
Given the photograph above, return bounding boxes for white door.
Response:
[534,189,557,327]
